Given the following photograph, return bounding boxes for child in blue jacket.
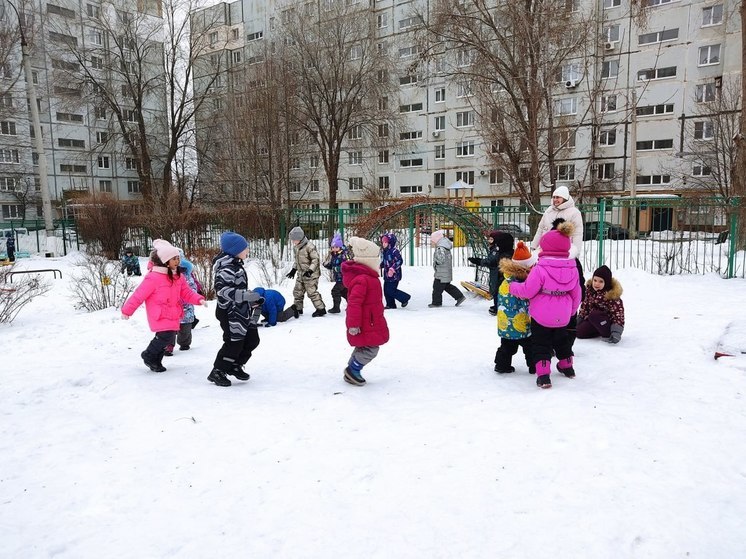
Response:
[380,232,410,309]
[252,287,299,326]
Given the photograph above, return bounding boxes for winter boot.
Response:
[494,364,515,374]
[401,298,409,308]
[557,357,575,378]
[141,351,166,373]
[228,364,250,381]
[207,368,231,387]
[535,359,552,389]
[328,302,341,314]
[344,367,366,386]
[488,306,497,316]
[291,304,300,318]
[455,296,466,307]
[312,308,327,317]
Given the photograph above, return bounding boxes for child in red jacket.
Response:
[341,237,390,386]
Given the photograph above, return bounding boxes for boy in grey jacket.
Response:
[428,230,466,308]
[286,226,327,317]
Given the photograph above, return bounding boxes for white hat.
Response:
[552,185,570,200]
[152,239,180,263]
[349,236,380,272]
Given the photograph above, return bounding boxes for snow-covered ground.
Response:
[2,253,746,558]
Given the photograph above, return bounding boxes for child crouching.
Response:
[341,237,390,386]
[576,265,625,343]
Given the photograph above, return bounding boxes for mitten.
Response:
[387,268,395,278]
[607,324,623,344]
[303,270,313,278]
[286,268,297,279]
[468,257,481,265]
[348,327,361,336]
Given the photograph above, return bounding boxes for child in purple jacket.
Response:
[509,221,581,389]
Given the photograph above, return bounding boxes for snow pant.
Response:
[431,278,464,305]
[143,330,177,362]
[213,313,260,373]
[383,280,410,308]
[566,313,579,348]
[331,282,348,310]
[576,309,612,339]
[495,337,534,373]
[293,277,325,312]
[261,307,297,325]
[176,322,193,349]
[530,319,573,368]
[125,264,141,276]
[349,345,380,373]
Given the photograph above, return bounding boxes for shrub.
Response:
[0,265,51,323]
[69,253,135,312]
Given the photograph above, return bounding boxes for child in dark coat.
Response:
[121,247,141,276]
[468,231,514,315]
[380,232,410,309]
[323,232,350,314]
[341,237,390,386]
[252,287,298,326]
[576,265,625,343]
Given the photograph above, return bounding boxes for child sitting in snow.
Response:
[509,221,581,389]
[323,232,350,314]
[121,247,141,276]
[494,241,536,374]
[252,287,299,327]
[576,265,625,344]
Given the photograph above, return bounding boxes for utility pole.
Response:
[629,88,638,240]
[7,0,55,253]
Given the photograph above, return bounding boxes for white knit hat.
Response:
[152,239,180,263]
[552,185,570,200]
[349,236,380,272]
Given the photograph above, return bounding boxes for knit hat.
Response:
[220,231,249,257]
[430,230,445,245]
[289,226,305,241]
[592,265,613,291]
[152,239,180,263]
[349,236,380,272]
[489,231,514,253]
[552,185,570,201]
[331,232,344,248]
[539,221,574,258]
[512,241,537,268]
[124,246,134,254]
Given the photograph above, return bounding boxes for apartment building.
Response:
[192,0,741,211]
[0,0,166,224]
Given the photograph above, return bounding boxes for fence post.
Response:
[597,198,606,268]
[408,207,415,266]
[727,198,739,279]
[338,207,345,241]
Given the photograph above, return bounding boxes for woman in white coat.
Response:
[531,186,584,258]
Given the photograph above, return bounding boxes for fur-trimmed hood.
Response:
[499,258,531,280]
[585,277,623,300]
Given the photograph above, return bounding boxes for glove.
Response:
[348,327,361,336]
[468,257,481,265]
[606,324,623,344]
[303,270,313,278]
[200,299,208,307]
[286,268,297,279]
[387,268,395,278]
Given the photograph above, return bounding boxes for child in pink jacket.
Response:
[122,239,206,372]
[509,221,581,389]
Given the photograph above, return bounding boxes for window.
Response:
[0,122,16,135]
[87,4,100,18]
[456,49,474,67]
[127,180,141,193]
[60,164,87,173]
[95,131,108,144]
[646,0,678,6]
[435,145,445,160]
[0,149,19,163]
[98,155,110,169]
[434,88,445,103]
[399,45,418,59]
[699,45,721,66]
[349,202,363,212]
[88,28,103,46]
[636,139,674,150]
[49,31,78,47]
[399,16,420,30]
[400,103,424,113]
[637,66,676,80]
[456,111,475,127]
[597,163,615,180]
[349,177,363,191]
[377,14,388,28]
[52,59,79,71]
[48,4,76,18]
[231,28,240,41]
[696,83,717,103]
[636,174,671,185]
[54,86,82,98]
[636,103,674,117]
[552,130,576,149]
[124,109,138,122]
[456,141,475,157]
[400,158,423,168]
[489,169,504,184]
[99,180,112,192]
[456,171,475,185]
[209,31,218,45]
[125,157,139,170]
[604,24,620,42]
[554,97,577,115]
[556,164,575,180]
[639,28,679,45]
[604,0,621,7]
[379,176,390,190]
[558,63,582,83]
[601,60,619,79]
[290,158,301,170]
[378,97,388,110]
[231,50,242,64]
[289,181,301,194]
[693,164,712,177]
[599,129,617,146]
[310,180,320,192]
[348,151,363,165]
[58,138,85,148]
[600,94,617,112]
[309,155,319,168]
[378,124,389,138]
[434,116,445,131]
[0,94,11,108]
[434,172,445,188]
[400,130,423,141]
[457,81,473,98]
[247,31,263,41]
[694,121,714,140]
[703,4,723,26]
[400,185,423,194]
[349,125,363,140]
[0,177,18,191]
[399,74,419,87]
[349,45,362,60]
[378,150,389,164]
[2,204,22,219]
[90,56,103,70]
[95,106,106,120]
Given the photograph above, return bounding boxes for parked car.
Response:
[494,223,531,241]
[583,221,629,241]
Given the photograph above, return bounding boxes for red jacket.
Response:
[342,261,389,347]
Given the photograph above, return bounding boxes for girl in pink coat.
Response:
[509,221,581,389]
[122,239,206,372]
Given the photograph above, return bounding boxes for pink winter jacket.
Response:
[509,257,581,328]
[122,267,204,332]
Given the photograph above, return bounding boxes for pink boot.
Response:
[557,356,575,378]
[535,360,551,389]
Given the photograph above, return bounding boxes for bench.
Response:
[5,269,63,283]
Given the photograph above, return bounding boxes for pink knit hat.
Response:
[539,221,574,258]
[152,239,180,263]
[430,230,445,244]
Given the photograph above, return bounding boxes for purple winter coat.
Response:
[509,257,581,328]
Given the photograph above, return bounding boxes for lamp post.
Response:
[6,0,54,252]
